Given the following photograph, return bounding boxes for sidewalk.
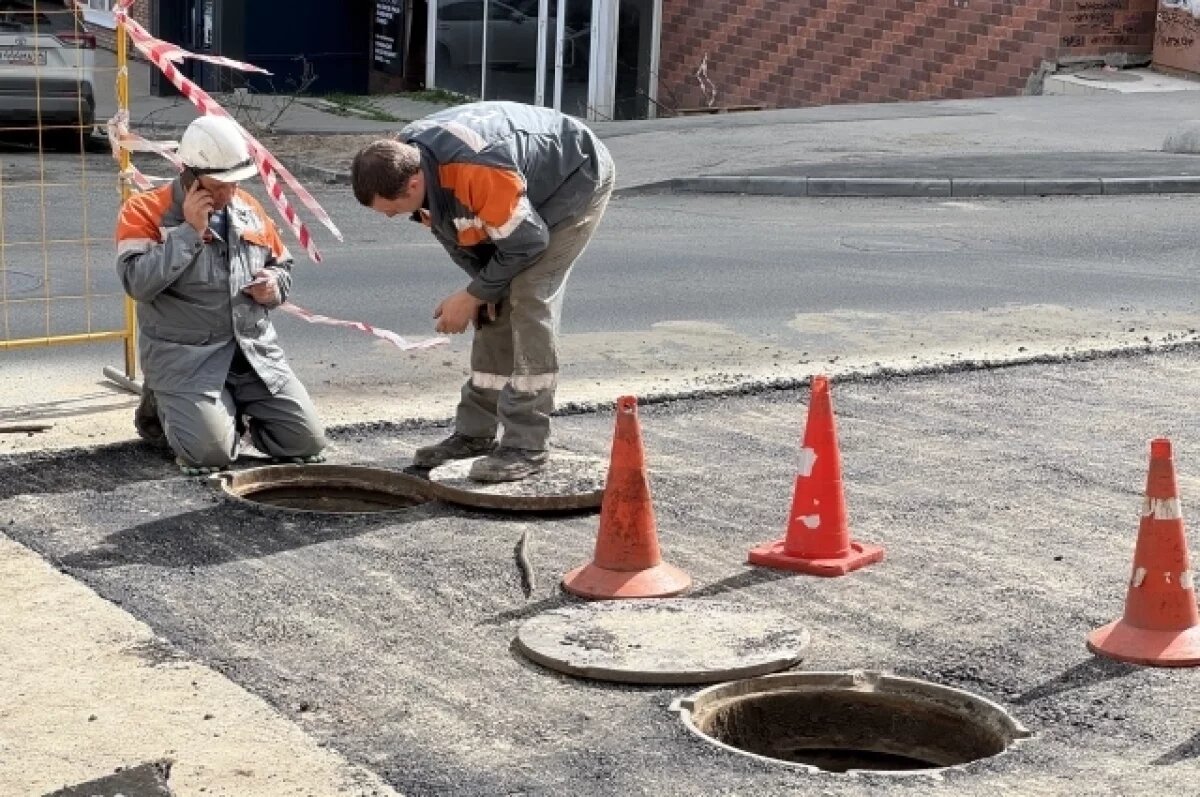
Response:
[96,49,1200,197]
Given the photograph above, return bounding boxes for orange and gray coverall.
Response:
[400,100,615,451]
[116,180,324,467]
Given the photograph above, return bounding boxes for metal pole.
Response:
[554,0,566,110]
[535,0,548,106]
[116,13,138,381]
[427,0,438,89]
[480,0,489,98]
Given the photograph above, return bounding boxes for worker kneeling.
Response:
[115,115,326,474]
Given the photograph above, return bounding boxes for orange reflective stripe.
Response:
[457,226,489,247]
[236,190,289,261]
[265,223,289,261]
[438,162,524,230]
[241,229,269,248]
[115,184,173,243]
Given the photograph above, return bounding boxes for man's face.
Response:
[197,175,237,210]
[369,172,424,218]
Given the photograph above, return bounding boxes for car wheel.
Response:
[42,127,100,154]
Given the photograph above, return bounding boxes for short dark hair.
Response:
[351,139,421,205]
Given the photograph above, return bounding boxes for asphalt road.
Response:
[2,153,1198,453]
[294,181,1200,336]
[3,153,1198,358]
[3,146,1200,796]
[3,349,1198,795]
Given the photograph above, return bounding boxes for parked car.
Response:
[436,0,588,71]
[0,0,96,140]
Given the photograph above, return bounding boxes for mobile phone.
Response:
[180,167,197,191]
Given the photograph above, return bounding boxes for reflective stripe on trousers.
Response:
[456,153,615,451]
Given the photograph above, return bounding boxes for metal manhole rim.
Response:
[669,669,1034,776]
[209,463,435,514]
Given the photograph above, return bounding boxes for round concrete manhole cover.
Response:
[2,269,44,297]
[426,451,606,511]
[514,599,811,684]
[840,235,965,253]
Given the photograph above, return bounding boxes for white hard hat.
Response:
[178,115,257,183]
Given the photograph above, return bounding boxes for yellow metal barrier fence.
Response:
[0,2,136,386]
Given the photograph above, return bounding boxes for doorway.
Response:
[425,0,657,120]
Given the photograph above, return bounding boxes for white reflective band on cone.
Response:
[1142,497,1183,520]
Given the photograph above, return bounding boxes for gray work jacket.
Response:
[400,101,611,302]
[115,180,296,397]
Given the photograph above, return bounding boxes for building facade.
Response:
[91,1,1169,119]
[657,0,1157,111]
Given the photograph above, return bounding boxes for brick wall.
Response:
[1059,0,1156,59]
[89,0,150,55]
[1153,2,1200,74]
[657,0,1153,112]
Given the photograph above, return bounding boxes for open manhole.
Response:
[671,670,1031,774]
[211,464,433,514]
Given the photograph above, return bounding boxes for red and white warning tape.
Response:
[276,303,447,352]
[106,109,180,190]
[106,2,445,351]
[112,1,341,263]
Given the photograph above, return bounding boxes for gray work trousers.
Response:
[456,155,615,452]
[155,365,325,468]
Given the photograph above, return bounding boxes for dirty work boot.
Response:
[176,457,228,477]
[412,432,497,469]
[273,453,327,465]
[133,389,168,449]
[468,447,549,483]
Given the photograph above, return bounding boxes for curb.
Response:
[150,164,1200,197]
[621,175,1200,198]
[287,162,351,186]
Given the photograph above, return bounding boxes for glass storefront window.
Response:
[432,0,592,111]
[434,0,484,98]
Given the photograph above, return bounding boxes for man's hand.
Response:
[434,288,487,334]
[182,180,214,234]
[242,270,281,306]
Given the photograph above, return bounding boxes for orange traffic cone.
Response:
[748,375,884,576]
[562,396,692,600]
[1087,438,1200,667]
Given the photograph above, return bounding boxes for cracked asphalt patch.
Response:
[3,350,1200,796]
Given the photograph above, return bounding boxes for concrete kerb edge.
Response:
[1100,175,1200,194]
[615,175,1200,198]
[288,162,351,186]
[807,177,952,197]
[275,170,1200,198]
[551,338,1200,417]
[5,339,1199,462]
[333,340,1200,435]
